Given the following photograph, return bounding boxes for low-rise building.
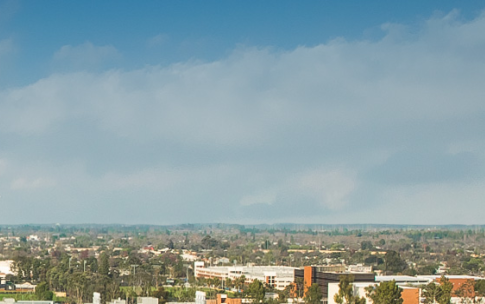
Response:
[194,262,297,290]
[206,294,241,304]
[107,299,126,304]
[328,281,420,304]
[138,297,159,304]
[295,266,375,302]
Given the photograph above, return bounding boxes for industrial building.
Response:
[294,266,375,302]
[194,262,297,290]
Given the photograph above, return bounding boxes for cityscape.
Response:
[1,224,485,304]
[1,1,485,304]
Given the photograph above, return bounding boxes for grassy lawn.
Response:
[0,293,37,301]
[0,292,66,302]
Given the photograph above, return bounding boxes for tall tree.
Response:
[334,275,366,304]
[278,285,291,303]
[436,276,453,304]
[384,251,406,274]
[455,280,475,304]
[35,282,54,300]
[246,279,266,303]
[423,282,441,304]
[293,277,306,300]
[212,277,221,289]
[98,252,110,276]
[225,278,233,289]
[422,276,453,304]
[235,275,246,292]
[151,286,168,304]
[475,279,485,297]
[304,283,323,304]
[365,281,402,304]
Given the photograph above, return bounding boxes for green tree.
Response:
[474,279,485,297]
[35,281,54,300]
[235,275,246,292]
[360,241,373,251]
[201,235,219,249]
[245,279,266,303]
[98,252,110,276]
[422,276,453,304]
[293,277,306,300]
[463,258,483,273]
[423,282,441,304]
[437,276,453,304]
[225,278,233,289]
[213,277,221,289]
[455,280,475,304]
[151,286,168,304]
[384,251,406,274]
[334,275,366,304]
[365,281,402,304]
[304,283,323,304]
[418,265,437,275]
[278,285,291,303]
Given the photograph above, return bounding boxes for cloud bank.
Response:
[0,11,484,224]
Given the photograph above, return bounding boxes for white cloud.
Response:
[100,169,181,191]
[239,169,356,210]
[10,177,56,190]
[376,181,485,225]
[0,75,69,134]
[296,170,356,210]
[240,191,277,206]
[148,34,170,47]
[0,11,485,223]
[52,42,121,71]
[4,11,485,142]
[0,159,7,176]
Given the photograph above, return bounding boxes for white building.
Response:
[194,262,296,290]
[375,275,432,285]
[138,297,159,304]
[107,299,126,304]
[327,281,420,304]
[0,260,15,275]
[347,264,372,273]
[84,292,101,304]
[195,291,206,304]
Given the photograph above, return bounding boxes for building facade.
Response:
[194,262,297,290]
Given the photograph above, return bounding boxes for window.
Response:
[267,276,276,287]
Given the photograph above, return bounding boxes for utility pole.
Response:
[132,264,139,275]
[131,265,138,291]
[183,264,190,285]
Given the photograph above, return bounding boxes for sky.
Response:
[1,1,485,225]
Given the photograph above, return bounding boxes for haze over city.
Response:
[0,1,485,225]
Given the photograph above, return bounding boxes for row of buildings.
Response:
[194,262,484,304]
[194,262,297,290]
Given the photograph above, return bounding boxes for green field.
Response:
[0,293,67,303]
[0,293,37,301]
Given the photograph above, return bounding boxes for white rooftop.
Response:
[417,275,483,280]
[376,276,431,283]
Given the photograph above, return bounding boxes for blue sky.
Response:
[1,1,485,224]
[3,0,484,86]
